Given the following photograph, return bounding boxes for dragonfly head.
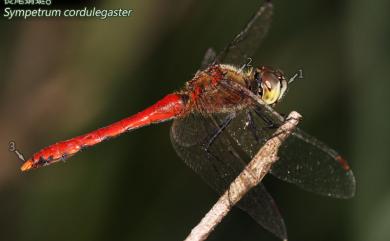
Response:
[253,66,288,105]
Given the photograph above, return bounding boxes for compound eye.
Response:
[261,72,281,104]
[264,79,272,89]
[274,69,285,80]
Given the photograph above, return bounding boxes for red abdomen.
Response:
[21,93,186,171]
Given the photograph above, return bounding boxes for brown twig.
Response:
[184,111,302,241]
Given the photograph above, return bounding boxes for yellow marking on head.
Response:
[262,81,281,104]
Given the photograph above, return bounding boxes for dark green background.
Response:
[1,0,389,240]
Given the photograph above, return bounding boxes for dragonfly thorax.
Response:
[183,64,289,114]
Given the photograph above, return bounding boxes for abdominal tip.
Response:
[20,160,33,172]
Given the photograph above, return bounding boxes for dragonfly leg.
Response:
[279,112,288,119]
[253,108,279,129]
[202,112,236,153]
[203,135,242,207]
[247,111,260,143]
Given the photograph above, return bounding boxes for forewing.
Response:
[271,129,356,198]
[200,48,217,69]
[170,111,287,240]
[227,105,356,199]
[215,1,273,66]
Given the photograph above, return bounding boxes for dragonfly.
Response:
[21,1,355,239]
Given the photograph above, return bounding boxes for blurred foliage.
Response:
[0,0,389,241]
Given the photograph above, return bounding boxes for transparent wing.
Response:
[213,79,356,198]
[200,48,217,69]
[271,129,356,198]
[227,106,356,199]
[170,111,287,240]
[215,1,273,66]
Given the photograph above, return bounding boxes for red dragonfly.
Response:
[21,1,355,239]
